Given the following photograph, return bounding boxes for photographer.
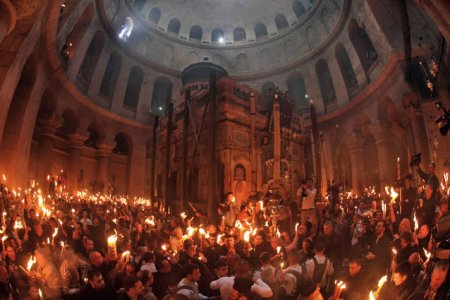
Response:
[415,162,440,196]
[296,178,318,235]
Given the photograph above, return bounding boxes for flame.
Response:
[392,248,397,255]
[244,230,251,243]
[259,201,264,210]
[295,223,299,231]
[277,246,281,254]
[390,187,398,203]
[161,244,167,251]
[235,220,243,229]
[413,213,419,231]
[377,275,387,289]
[217,233,222,244]
[145,217,155,226]
[205,232,210,239]
[52,228,58,238]
[186,227,195,237]
[27,255,36,271]
[199,228,206,236]
[369,291,375,300]
[1,235,7,243]
[180,212,187,219]
[38,289,42,298]
[14,220,23,229]
[280,262,285,269]
[423,248,431,260]
[107,233,118,245]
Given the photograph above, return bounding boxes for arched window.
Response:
[78,31,104,91]
[151,77,173,116]
[233,27,246,42]
[123,66,144,110]
[133,0,145,11]
[275,14,289,30]
[211,28,224,43]
[292,1,306,18]
[286,73,308,111]
[118,17,133,41]
[254,23,268,40]
[335,43,358,95]
[348,19,378,72]
[100,52,122,100]
[167,19,180,34]
[189,25,203,41]
[315,59,336,106]
[148,8,161,25]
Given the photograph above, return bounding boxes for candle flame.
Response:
[295,223,299,231]
[217,233,222,244]
[390,187,398,203]
[377,275,387,288]
[392,248,397,255]
[38,289,42,298]
[413,213,419,231]
[244,230,251,243]
[180,212,187,219]
[277,246,281,254]
[52,228,58,238]
[27,255,36,271]
[161,244,167,251]
[423,248,431,260]
[1,235,7,243]
[369,291,375,300]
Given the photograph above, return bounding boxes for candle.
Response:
[277,246,281,254]
[107,233,118,256]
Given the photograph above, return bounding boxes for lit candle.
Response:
[277,246,281,254]
[413,213,419,232]
[107,233,118,256]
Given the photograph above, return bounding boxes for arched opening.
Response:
[113,133,132,156]
[254,23,268,40]
[167,19,181,35]
[292,1,306,18]
[56,109,79,139]
[275,14,289,30]
[148,7,161,25]
[233,27,246,42]
[84,123,105,148]
[151,77,173,116]
[211,28,224,43]
[335,43,358,97]
[77,31,105,93]
[100,52,122,101]
[315,59,336,108]
[60,3,94,68]
[112,132,133,194]
[286,73,308,113]
[348,19,378,73]
[123,66,144,110]
[189,25,202,41]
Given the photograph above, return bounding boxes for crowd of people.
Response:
[0,162,449,300]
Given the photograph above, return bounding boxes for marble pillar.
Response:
[370,125,395,189]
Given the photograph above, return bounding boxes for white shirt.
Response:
[210,276,273,300]
[141,262,157,274]
[297,188,316,209]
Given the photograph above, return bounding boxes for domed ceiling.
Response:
[125,0,322,46]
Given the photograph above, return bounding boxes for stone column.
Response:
[370,125,395,189]
[0,0,16,45]
[346,134,364,194]
[327,57,350,105]
[128,139,147,196]
[110,62,132,112]
[97,140,116,194]
[67,130,89,192]
[36,116,61,192]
